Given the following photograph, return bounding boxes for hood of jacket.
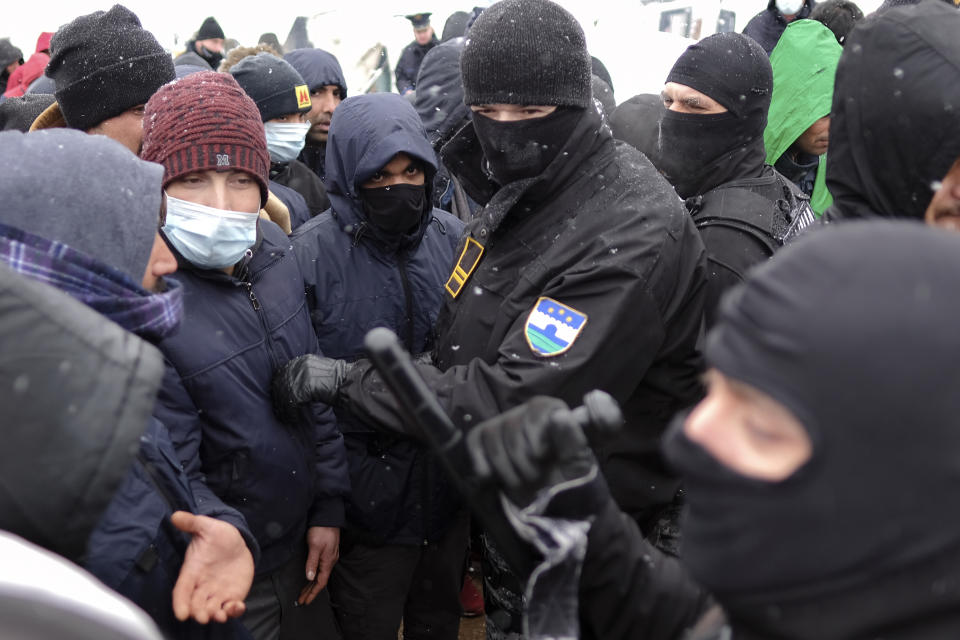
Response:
[764,20,841,167]
[324,93,438,249]
[0,264,165,563]
[413,38,469,147]
[283,48,347,97]
[0,129,162,283]
[825,0,960,220]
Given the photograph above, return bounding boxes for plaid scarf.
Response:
[0,224,182,341]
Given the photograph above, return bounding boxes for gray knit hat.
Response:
[47,5,175,131]
[460,0,591,108]
[0,129,162,282]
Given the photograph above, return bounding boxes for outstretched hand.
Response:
[170,511,254,624]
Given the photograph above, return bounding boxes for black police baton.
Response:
[363,327,622,577]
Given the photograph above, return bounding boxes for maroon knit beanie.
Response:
[141,71,269,204]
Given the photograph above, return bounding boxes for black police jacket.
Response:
[340,105,708,527]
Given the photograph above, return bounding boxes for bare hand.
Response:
[170,511,255,623]
[298,526,340,606]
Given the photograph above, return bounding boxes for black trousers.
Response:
[242,544,341,640]
[328,512,469,640]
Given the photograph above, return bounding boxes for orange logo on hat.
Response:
[296,85,311,109]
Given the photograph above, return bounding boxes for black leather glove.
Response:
[271,355,355,425]
[467,396,600,509]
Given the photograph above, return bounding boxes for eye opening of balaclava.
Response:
[657,32,773,199]
[356,155,434,236]
[664,221,960,637]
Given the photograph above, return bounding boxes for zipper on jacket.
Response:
[243,281,262,311]
[235,254,283,371]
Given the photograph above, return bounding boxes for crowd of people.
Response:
[1,0,960,638]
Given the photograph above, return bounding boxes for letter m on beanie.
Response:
[296,85,311,110]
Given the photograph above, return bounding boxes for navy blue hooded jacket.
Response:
[284,48,348,181]
[291,93,465,544]
[156,220,350,574]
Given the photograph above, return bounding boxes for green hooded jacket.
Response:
[764,19,842,215]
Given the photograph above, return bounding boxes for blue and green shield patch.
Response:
[524,297,588,357]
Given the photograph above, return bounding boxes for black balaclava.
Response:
[471,107,584,186]
[358,182,429,235]
[460,0,592,187]
[663,222,960,638]
[658,33,772,199]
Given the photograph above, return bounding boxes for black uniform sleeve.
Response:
[578,497,711,639]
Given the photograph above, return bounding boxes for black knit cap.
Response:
[47,4,175,131]
[666,32,772,120]
[230,52,311,122]
[460,0,591,108]
[197,17,225,40]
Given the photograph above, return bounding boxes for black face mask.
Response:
[198,45,223,70]
[358,183,426,235]
[657,109,766,199]
[471,107,582,186]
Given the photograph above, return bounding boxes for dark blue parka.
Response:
[156,220,350,574]
[291,93,464,545]
[86,418,253,639]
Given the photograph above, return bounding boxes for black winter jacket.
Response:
[685,165,811,327]
[271,159,330,223]
[340,105,708,528]
[156,221,349,575]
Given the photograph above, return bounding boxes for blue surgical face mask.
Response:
[162,193,259,269]
[264,121,311,164]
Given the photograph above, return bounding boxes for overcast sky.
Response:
[5,0,882,100]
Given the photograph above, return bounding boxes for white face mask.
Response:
[162,193,260,269]
[263,121,311,164]
[777,0,804,14]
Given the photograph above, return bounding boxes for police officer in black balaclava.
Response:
[657,32,813,327]
[271,0,707,635]
[467,221,960,639]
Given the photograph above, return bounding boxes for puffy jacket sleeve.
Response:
[306,399,349,528]
[578,497,711,639]
[154,361,261,565]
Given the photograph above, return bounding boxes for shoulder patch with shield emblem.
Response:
[524,297,588,357]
